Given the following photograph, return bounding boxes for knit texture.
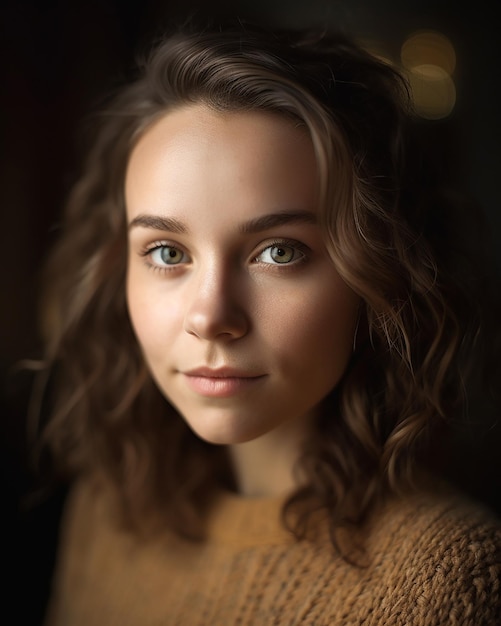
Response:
[45,478,501,625]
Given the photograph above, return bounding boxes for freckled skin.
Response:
[125,104,360,446]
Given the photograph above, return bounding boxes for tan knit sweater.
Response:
[45,478,501,625]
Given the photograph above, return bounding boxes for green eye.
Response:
[150,245,188,266]
[160,247,184,264]
[256,243,304,265]
[269,245,295,263]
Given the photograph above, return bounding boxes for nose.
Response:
[183,263,249,341]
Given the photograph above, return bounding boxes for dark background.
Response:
[1,1,500,624]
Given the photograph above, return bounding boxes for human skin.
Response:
[125,104,360,480]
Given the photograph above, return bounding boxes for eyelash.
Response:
[139,238,309,273]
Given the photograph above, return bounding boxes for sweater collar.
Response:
[205,489,296,547]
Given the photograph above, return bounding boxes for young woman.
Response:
[38,21,500,625]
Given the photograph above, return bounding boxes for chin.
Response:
[191,426,261,446]
[185,414,273,446]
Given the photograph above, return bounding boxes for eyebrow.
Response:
[238,210,317,233]
[128,214,188,233]
[128,210,317,234]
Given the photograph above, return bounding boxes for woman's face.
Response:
[125,104,359,445]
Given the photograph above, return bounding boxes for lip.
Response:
[181,367,266,398]
[183,367,262,378]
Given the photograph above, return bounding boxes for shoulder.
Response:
[364,487,501,625]
[371,486,501,552]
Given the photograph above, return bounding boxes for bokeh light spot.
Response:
[401,30,456,75]
[407,64,456,120]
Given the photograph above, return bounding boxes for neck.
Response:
[228,412,312,497]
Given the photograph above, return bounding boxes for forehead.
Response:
[129,103,311,159]
[125,104,319,224]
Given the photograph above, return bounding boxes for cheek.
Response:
[259,277,358,375]
[126,270,182,359]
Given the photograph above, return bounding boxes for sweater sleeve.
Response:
[433,513,501,625]
[366,493,501,626]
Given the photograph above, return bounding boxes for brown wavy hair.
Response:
[37,21,491,549]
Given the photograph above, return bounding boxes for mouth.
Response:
[181,367,266,398]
